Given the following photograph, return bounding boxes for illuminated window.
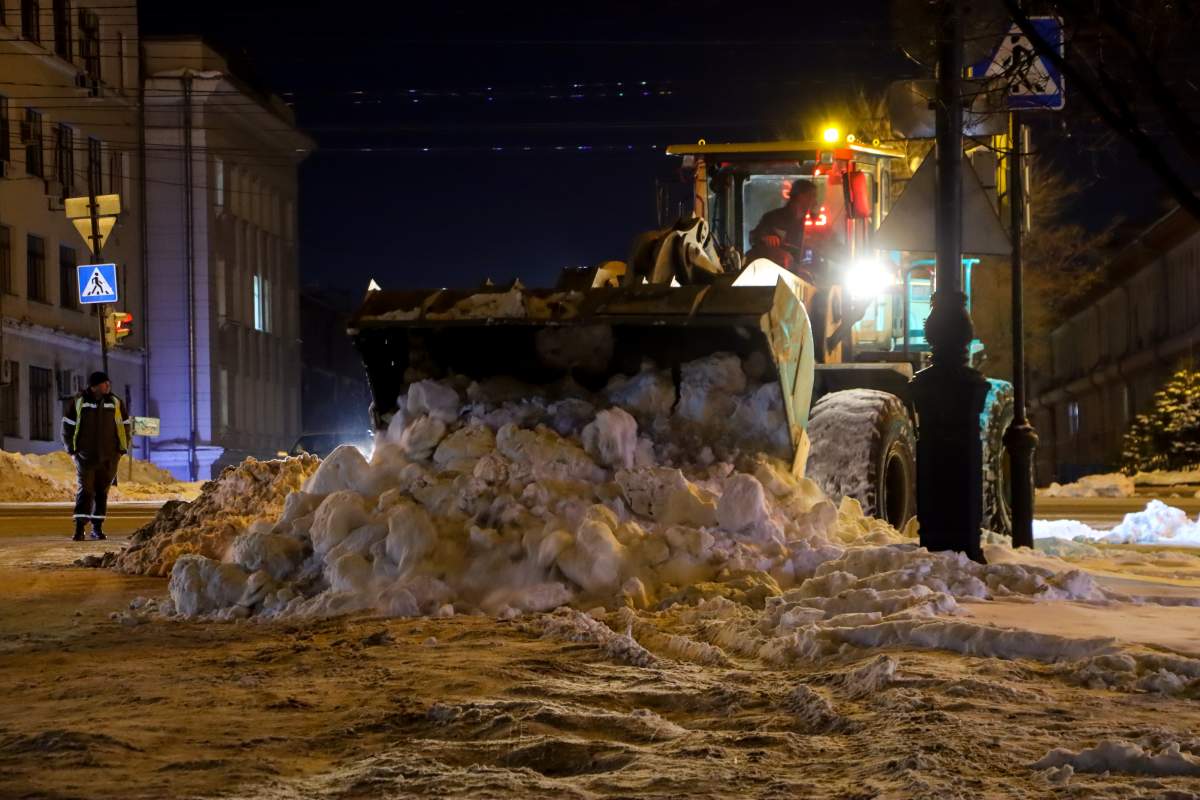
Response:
[214,157,224,208]
[1067,400,1080,436]
[252,273,263,331]
[219,368,229,428]
[215,257,226,319]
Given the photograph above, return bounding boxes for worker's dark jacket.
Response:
[61,391,130,462]
[750,205,807,253]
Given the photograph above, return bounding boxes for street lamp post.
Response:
[909,0,991,562]
[1005,113,1038,548]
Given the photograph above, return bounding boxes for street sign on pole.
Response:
[970,16,1065,111]
[78,263,119,305]
[131,416,160,437]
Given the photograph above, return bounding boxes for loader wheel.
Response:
[981,378,1015,538]
[809,287,845,364]
[806,389,916,528]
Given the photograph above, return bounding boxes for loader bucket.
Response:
[348,282,816,473]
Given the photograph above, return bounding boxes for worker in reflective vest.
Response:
[61,371,131,541]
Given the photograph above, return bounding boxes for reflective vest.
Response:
[72,394,129,453]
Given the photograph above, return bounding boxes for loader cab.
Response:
[664,139,901,275]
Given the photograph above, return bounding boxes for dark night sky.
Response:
[138,0,1175,298]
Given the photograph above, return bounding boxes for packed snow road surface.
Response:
[4,535,1200,799]
[0,502,160,538]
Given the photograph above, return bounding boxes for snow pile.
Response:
[1039,472,1135,498]
[1040,468,1200,497]
[139,358,1125,635]
[115,456,320,576]
[1032,740,1200,776]
[0,449,199,502]
[1132,468,1200,487]
[1034,500,1200,547]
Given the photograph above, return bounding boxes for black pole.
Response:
[88,189,108,375]
[909,0,991,562]
[183,75,198,482]
[1005,113,1038,547]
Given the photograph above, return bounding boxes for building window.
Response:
[87,137,101,194]
[27,235,46,303]
[59,245,76,309]
[23,109,44,178]
[219,368,229,428]
[215,257,227,319]
[1,362,19,438]
[55,368,74,399]
[52,0,71,59]
[54,123,73,194]
[79,8,100,80]
[214,157,224,208]
[117,31,127,89]
[1067,400,1080,436]
[0,95,10,164]
[253,273,264,331]
[0,225,11,295]
[28,366,53,441]
[21,0,40,43]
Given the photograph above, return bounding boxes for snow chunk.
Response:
[616,467,718,527]
[399,415,448,461]
[169,555,249,618]
[303,445,370,495]
[717,473,770,533]
[407,379,462,423]
[581,407,638,469]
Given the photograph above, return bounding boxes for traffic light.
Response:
[104,311,133,347]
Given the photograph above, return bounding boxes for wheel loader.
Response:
[347,138,1014,536]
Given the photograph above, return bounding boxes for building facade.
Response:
[0,0,146,454]
[1031,208,1200,482]
[143,39,311,479]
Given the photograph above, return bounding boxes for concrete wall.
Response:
[0,0,146,454]
[1034,212,1200,482]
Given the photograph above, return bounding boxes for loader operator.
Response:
[747,179,818,279]
[62,371,131,541]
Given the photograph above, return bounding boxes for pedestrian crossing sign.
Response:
[78,263,119,305]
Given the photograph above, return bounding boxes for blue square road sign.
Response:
[78,263,118,305]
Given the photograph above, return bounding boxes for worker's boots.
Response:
[72,519,85,542]
[90,522,106,541]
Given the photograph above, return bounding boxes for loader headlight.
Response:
[845,260,896,300]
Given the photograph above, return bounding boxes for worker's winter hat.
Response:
[790,178,816,198]
[88,371,110,387]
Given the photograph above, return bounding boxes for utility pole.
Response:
[87,185,109,375]
[910,0,991,562]
[1005,113,1038,547]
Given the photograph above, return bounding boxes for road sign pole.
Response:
[87,189,108,373]
[1005,111,1038,547]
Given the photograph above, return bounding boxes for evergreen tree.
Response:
[1122,366,1200,473]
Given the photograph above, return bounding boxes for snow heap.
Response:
[1039,472,1135,498]
[149,354,1113,629]
[0,449,198,503]
[116,455,320,576]
[1035,499,1200,547]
